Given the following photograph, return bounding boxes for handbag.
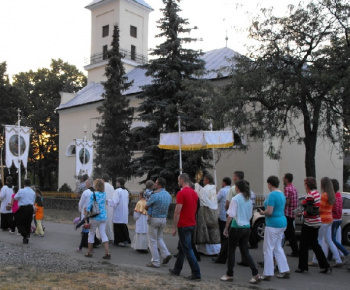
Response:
[86,192,100,218]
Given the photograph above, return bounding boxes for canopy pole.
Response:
[210,123,217,187]
[17,108,21,189]
[178,116,182,174]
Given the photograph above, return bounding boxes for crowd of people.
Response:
[1,170,350,284]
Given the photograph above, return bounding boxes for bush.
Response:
[58,183,73,192]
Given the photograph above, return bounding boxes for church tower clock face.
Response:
[79,148,90,164]
[9,135,26,156]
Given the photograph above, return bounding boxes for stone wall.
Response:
[44,198,176,219]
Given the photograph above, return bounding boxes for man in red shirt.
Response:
[169,173,201,281]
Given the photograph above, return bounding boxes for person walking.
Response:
[169,173,201,281]
[310,177,342,268]
[145,177,172,268]
[0,176,14,231]
[14,179,36,244]
[295,177,331,274]
[84,179,110,259]
[34,188,44,237]
[283,173,299,257]
[258,176,290,281]
[102,173,114,243]
[220,180,260,284]
[108,177,131,247]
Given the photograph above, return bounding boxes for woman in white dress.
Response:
[132,192,149,253]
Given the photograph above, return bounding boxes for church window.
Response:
[102,25,109,37]
[130,25,137,38]
[131,45,136,60]
[103,45,108,60]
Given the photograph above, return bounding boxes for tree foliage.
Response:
[12,59,86,189]
[221,0,350,177]
[133,0,209,191]
[94,25,134,186]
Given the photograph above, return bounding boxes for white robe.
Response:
[104,182,115,241]
[108,188,129,224]
[131,211,148,250]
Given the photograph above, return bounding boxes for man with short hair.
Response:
[170,173,201,281]
[283,173,299,257]
[145,177,172,268]
[102,173,115,242]
[14,179,36,244]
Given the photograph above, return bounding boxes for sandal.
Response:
[103,253,111,259]
[85,252,93,258]
[277,272,290,279]
[249,274,260,284]
[258,274,271,281]
[220,275,234,281]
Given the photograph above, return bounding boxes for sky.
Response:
[0,0,301,80]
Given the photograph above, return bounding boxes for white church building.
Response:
[56,0,343,194]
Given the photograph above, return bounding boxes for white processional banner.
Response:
[5,125,31,170]
[159,131,234,150]
[75,139,94,176]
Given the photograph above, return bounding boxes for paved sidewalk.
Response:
[0,222,349,290]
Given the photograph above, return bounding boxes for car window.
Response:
[343,198,350,210]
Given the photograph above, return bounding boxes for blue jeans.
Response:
[329,220,349,260]
[173,226,201,278]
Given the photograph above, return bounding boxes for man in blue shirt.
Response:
[14,179,36,244]
[145,177,172,268]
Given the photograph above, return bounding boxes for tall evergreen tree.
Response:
[133,0,208,191]
[94,25,134,185]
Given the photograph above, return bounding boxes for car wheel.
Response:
[253,218,265,240]
[342,225,350,246]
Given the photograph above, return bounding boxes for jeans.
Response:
[299,224,329,270]
[330,220,349,257]
[284,216,299,254]
[148,217,170,267]
[312,223,341,264]
[227,227,258,277]
[173,226,201,278]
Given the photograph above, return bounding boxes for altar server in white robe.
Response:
[102,174,115,242]
[108,177,131,247]
[131,191,149,252]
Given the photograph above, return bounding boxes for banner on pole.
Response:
[75,139,94,176]
[5,125,31,169]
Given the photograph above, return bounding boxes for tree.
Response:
[132,0,208,191]
[13,59,86,189]
[94,25,134,186]
[223,0,350,177]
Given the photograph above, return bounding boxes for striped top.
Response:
[319,193,333,224]
[302,190,321,227]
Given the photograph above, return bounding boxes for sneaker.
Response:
[169,269,179,276]
[220,275,234,281]
[76,248,82,252]
[146,262,159,268]
[118,242,126,247]
[185,275,201,281]
[9,231,15,234]
[162,255,172,264]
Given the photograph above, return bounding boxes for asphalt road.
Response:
[0,222,349,290]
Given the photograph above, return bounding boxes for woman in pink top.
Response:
[9,186,19,234]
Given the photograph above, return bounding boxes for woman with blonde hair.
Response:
[310,177,342,268]
[84,178,110,259]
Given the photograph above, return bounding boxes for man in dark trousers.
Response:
[169,173,201,281]
[14,179,35,244]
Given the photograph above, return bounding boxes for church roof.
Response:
[57,47,238,111]
[86,0,153,10]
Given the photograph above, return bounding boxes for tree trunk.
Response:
[304,130,317,178]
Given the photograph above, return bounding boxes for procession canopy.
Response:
[159,131,234,151]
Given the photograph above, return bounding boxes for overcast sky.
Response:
[0,0,301,79]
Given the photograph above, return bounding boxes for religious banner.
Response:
[5,125,31,170]
[75,139,94,176]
